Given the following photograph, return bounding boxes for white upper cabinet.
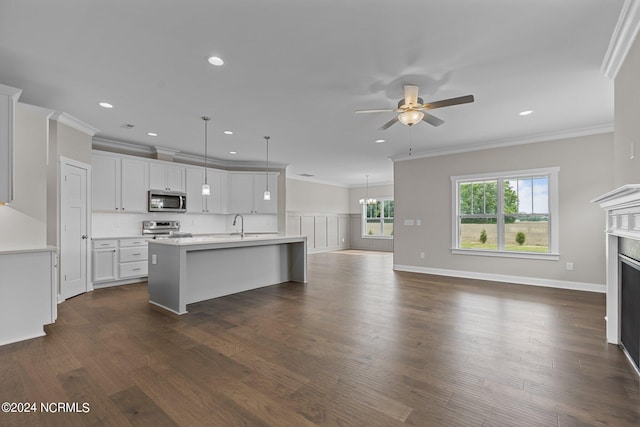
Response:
[185,167,205,213]
[0,84,22,203]
[185,166,228,214]
[228,172,254,214]
[149,162,185,192]
[92,153,120,212]
[120,158,149,212]
[228,172,278,214]
[92,152,148,212]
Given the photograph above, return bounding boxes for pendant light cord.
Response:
[264,136,270,192]
[202,116,210,185]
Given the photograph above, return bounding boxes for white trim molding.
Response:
[393,264,605,293]
[390,124,613,163]
[51,112,100,136]
[602,0,640,79]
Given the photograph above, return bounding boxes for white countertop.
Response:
[147,234,305,248]
[0,246,57,255]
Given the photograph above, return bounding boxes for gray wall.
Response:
[614,30,640,187]
[393,132,614,287]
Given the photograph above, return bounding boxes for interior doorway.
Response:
[60,157,91,300]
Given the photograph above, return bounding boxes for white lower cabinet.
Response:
[92,240,117,282]
[92,238,148,285]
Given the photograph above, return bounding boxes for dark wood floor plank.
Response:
[110,385,178,427]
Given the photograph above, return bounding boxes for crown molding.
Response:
[390,123,613,163]
[601,0,640,79]
[51,112,100,136]
[286,174,351,188]
[0,83,22,99]
[93,137,288,170]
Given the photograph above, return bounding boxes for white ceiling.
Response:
[0,0,623,186]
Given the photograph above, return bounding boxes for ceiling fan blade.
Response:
[423,94,475,110]
[404,85,419,106]
[379,116,399,130]
[422,113,444,127]
[355,108,397,114]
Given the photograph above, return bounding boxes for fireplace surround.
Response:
[594,184,640,373]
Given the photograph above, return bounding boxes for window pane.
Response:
[485,181,497,214]
[366,201,381,219]
[366,219,382,236]
[383,218,393,236]
[532,177,549,214]
[460,183,472,214]
[517,178,533,214]
[460,218,497,250]
[384,200,394,218]
[503,179,519,214]
[472,182,485,214]
[504,215,549,252]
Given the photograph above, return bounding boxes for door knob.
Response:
[81,235,88,239]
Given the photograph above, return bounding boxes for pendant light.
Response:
[359,175,377,205]
[201,116,211,196]
[263,136,271,200]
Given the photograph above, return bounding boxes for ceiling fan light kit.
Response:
[398,110,424,126]
[356,84,474,130]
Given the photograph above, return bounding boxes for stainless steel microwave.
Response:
[148,190,187,213]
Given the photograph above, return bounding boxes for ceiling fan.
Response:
[355,85,475,130]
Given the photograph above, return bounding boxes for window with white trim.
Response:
[452,168,559,259]
[362,198,394,238]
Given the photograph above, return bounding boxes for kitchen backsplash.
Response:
[92,212,277,238]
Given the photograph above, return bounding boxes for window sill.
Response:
[361,235,394,240]
[451,248,560,261]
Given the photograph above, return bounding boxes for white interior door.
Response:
[60,160,89,300]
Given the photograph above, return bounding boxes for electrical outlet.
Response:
[566,262,574,271]
[420,252,425,259]
[152,254,157,265]
[416,219,421,226]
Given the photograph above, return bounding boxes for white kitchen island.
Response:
[147,235,307,314]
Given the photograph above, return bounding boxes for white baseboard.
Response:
[393,264,605,293]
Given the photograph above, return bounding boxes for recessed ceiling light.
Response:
[99,102,113,109]
[208,56,224,66]
[147,132,158,137]
[229,151,237,155]
[223,130,233,135]
[374,139,386,143]
[519,110,533,116]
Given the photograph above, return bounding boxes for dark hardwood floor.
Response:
[1,250,639,426]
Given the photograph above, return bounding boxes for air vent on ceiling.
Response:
[121,123,135,129]
[298,173,315,177]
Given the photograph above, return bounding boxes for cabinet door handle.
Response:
[81,235,88,239]
[133,253,141,256]
[100,243,110,246]
[132,268,141,271]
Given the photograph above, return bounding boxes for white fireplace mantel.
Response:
[593,184,640,344]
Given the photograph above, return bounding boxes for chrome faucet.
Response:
[232,213,244,238]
